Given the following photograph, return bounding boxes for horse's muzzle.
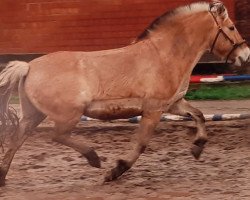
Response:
[232,47,250,66]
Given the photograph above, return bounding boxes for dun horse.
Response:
[0,1,249,185]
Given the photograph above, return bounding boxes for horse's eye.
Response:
[229,26,235,31]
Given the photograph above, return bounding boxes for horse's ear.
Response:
[210,1,228,20]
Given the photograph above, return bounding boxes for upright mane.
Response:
[135,2,211,42]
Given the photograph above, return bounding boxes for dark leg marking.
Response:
[104,159,130,182]
[140,145,146,154]
[0,168,6,187]
[194,138,207,147]
[82,149,101,168]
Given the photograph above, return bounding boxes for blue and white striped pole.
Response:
[81,113,250,123]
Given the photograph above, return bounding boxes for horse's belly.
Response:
[85,98,143,120]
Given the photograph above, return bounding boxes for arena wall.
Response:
[0,0,235,54]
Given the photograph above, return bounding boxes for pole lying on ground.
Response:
[81,113,250,123]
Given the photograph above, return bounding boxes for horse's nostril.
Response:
[239,56,245,63]
[247,55,250,62]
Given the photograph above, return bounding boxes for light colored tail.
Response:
[0,61,29,150]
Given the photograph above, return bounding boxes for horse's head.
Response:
[209,1,250,66]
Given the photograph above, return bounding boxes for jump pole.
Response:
[81,113,250,123]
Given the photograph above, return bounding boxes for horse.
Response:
[0,1,249,185]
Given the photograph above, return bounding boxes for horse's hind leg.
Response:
[0,91,46,186]
[104,111,161,182]
[168,98,207,159]
[53,122,101,168]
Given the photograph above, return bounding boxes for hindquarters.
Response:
[24,56,94,124]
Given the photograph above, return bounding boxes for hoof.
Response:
[191,138,207,160]
[83,149,101,168]
[191,145,204,160]
[104,159,130,182]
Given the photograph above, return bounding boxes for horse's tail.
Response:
[0,61,29,150]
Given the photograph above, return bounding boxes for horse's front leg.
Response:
[104,111,161,182]
[169,98,207,159]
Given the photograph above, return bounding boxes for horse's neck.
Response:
[149,12,214,74]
